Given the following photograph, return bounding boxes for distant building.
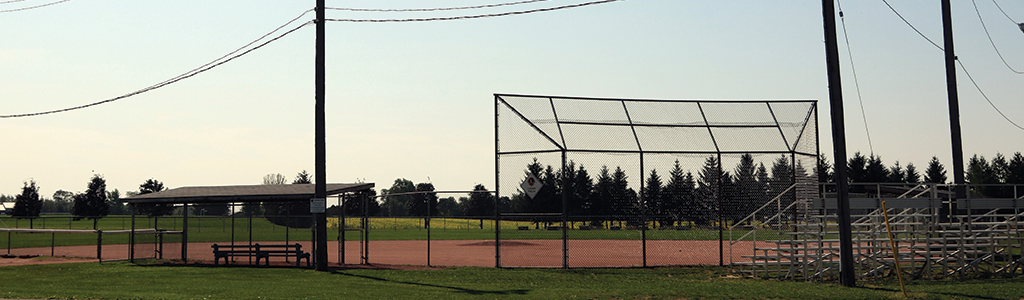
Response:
[0,202,14,215]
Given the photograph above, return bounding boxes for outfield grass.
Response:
[2,215,783,249]
[0,262,1020,299]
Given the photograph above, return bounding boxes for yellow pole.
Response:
[881,200,908,297]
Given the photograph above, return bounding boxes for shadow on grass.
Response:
[329,270,530,296]
[855,284,1008,300]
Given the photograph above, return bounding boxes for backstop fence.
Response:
[494,94,819,268]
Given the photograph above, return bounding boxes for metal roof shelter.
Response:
[126,183,374,204]
[124,182,373,265]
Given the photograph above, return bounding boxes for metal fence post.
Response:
[96,230,103,262]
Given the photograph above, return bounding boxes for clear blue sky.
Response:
[1,0,1022,198]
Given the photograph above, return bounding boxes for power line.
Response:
[0,0,72,13]
[0,14,314,118]
[836,0,874,154]
[327,0,552,12]
[0,0,30,5]
[955,59,1024,131]
[991,0,1018,24]
[881,0,944,51]
[973,0,1024,74]
[327,0,622,23]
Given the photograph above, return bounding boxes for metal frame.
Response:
[495,94,819,268]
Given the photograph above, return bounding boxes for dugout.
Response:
[125,182,373,266]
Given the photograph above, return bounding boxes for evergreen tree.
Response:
[694,156,720,225]
[732,154,761,224]
[847,152,868,183]
[865,155,889,183]
[817,154,834,183]
[887,161,906,183]
[662,160,691,227]
[72,175,110,228]
[924,156,948,184]
[967,155,998,197]
[905,162,921,183]
[769,155,794,218]
[12,180,42,220]
[610,166,638,225]
[590,166,615,225]
[562,161,593,216]
[1007,152,1024,184]
[643,169,668,227]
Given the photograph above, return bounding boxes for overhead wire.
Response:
[881,0,944,51]
[0,10,315,118]
[327,0,552,12]
[0,0,72,13]
[0,0,30,5]
[880,0,1022,131]
[955,59,1024,131]
[837,0,874,154]
[326,0,621,23]
[991,0,1018,24]
[973,0,1024,74]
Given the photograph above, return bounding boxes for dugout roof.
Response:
[125,183,374,204]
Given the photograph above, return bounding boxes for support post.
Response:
[822,0,855,287]
[562,150,568,269]
[942,0,966,202]
[314,0,329,271]
[182,203,188,262]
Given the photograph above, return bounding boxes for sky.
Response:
[1,0,1022,199]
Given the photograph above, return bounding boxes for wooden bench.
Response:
[211,243,311,267]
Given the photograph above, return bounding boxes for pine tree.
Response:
[695,156,720,226]
[590,166,614,225]
[847,152,868,183]
[663,160,691,227]
[924,156,948,184]
[732,154,760,224]
[643,169,667,227]
[865,155,889,183]
[905,162,921,183]
[817,154,834,183]
[887,161,906,183]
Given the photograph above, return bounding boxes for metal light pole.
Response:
[314,0,328,271]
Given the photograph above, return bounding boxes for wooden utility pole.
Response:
[822,0,855,287]
[941,0,966,201]
[314,0,328,271]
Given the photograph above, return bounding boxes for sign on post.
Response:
[310,198,326,214]
[520,174,543,199]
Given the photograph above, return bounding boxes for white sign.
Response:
[310,198,326,214]
[520,174,543,199]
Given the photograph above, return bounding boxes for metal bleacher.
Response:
[730,183,1024,281]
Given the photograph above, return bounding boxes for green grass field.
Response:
[0,261,1020,299]
[1,215,783,249]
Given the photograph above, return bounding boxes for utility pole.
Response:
[314,0,328,271]
[941,0,966,201]
[822,0,855,287]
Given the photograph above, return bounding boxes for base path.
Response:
[2,239,758,268]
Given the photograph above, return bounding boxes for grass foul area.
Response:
[0,262,1021,299]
